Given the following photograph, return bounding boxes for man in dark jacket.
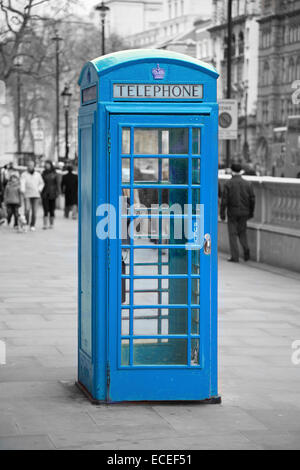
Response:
[220,163,255,262]
[0,170,3,205]
[61,166,78,219]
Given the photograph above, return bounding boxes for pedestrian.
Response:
[0,169,3,204]
[4,174,22,230]
[220,163,256,263]
[2,162,18,189]
[61,165,78,219]
[0,173,6,225]
[20,161,44,231]
[41,160,59,229]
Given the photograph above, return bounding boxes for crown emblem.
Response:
[152,64,165,80]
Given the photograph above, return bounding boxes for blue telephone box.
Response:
[77,49,220,403]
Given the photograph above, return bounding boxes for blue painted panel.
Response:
[80,125,93,357]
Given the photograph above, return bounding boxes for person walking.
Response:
[41,161,59,229]
[0,170,5,225]
[220,163,256,263]
[61,165,78,219]
[4,174,22,230]
[20,161,44,231]
[0,168,4,204]
[2,162,18,189]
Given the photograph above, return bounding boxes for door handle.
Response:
[204,234,211,255]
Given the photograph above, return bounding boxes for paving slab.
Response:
[0,435,55,450]
[0,416,19,437]
[0,213,300,449]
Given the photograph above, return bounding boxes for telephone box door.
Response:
[107,113,216,402]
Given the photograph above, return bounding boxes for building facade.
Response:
[195,19,214,66]
[126,0,212,49]
[104,0,163,38]
[256,0,300,176]
[208,0,261,165]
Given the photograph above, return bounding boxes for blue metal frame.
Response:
[107,114,213,401]
[77,49,219,403]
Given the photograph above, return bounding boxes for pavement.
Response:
[0,211,300,450]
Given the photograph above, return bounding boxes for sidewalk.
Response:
[0,212,300,450]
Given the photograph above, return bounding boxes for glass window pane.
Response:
[121,189,130,214]
[134,128,158,154]
[134,188,188,210]
[192,278,200,305]
[137,216,170,241]
[121,309,130,335]
[168,278,188,305]
[192,250,200,275]
[134,128,189,155]
[133,248,188,275]
[192,188,200,214]
[122,249,130,274]
[133,247,169,275]
[133,308,188,335]
[134,158,159,182]
[169,158,188,184]
[134,278,168,307]
[134,158,189,184]
[169,249,188,274]
[121,339,130,366]
[192,159,201,184]
[191,309,200,335]
[121,212,130,244]
[133,338,187,365]
[133,278,188,305]
[191,338,200,366]
[134,188,158,208]
[135,278,159,289]
[161,130,169,154]
[131,217,186,244]
[122,278,130,305]
[169,128,189,154]
[122,158,130,183]
[122,128,130,154]
[134,289,168,305]
[192,128,201,154]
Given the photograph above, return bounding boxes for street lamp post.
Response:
[226,0,232,168]
[61,84,72,161]
[95,1,110,55]
[51,30,63,161]
[244,86,249,161]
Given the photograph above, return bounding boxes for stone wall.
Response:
[218,175,300,272]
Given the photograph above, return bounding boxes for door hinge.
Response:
[106,361,111,388]
[107,131,111,154]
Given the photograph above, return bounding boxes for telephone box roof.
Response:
[78,49,218,85]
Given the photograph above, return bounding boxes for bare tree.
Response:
[0,0,50,80]
[0,0,129,159]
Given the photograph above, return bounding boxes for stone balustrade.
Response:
[218,175,300,272]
